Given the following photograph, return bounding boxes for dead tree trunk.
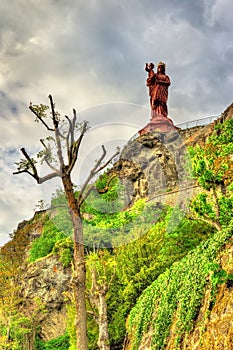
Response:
[97,290,110,350]
[89,267,110,350]
[62,173,87,350]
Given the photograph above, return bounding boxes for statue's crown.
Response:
[157,61,166,68]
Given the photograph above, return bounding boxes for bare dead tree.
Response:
[13,95,120,350]
[86,252,116,350]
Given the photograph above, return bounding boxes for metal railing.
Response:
[176,115,219,130]
[127,114,220,143]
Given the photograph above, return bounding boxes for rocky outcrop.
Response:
[20,254,71,341]
[112,130,191,204]
[111,103,233,207]
[1,210,71,341]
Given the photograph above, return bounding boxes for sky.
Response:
[1,0,233,246]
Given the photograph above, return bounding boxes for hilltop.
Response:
[0,103,232,349]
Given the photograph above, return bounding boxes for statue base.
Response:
[138,116,179,135]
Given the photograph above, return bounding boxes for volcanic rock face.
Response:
[111,130,192,204]
[111,102,233,207]
[20,254,71,341]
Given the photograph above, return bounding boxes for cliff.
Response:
[111,131,188,202]
[123,103,233,350]
[20,254,71,341]
[110,103,233,207]
[0,211,71,342]
[1,103,233,349]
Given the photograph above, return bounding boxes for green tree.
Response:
[13,95,119,350]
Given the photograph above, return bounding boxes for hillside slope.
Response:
[124,224,233,350]
[124,104,233,350]
[1,103,233,349]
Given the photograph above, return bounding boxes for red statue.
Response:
[139,61,177,135]
[145,62,170,118]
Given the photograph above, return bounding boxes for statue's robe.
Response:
[146,71,171,118]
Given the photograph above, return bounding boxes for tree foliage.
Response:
[28,217,66,263]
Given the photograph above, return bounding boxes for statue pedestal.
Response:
[138,116,178,135]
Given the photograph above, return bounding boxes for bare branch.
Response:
[95,149,120,174]
[20,147,39,182]
[65,115,73,160]
[66,115,74,145]
[78,146,120,206]
[48,94,59,128]
[40,139,60,175]
[48,95,65,169]
[65,109,77,164]
[13,168,36,178]
[13,148,60,184]
[77,146,106,204]
[79,185,95,204]
[67,121,88,174]
[13,166,60,184]
[29,105,54,131]
[38,172,61,184]
[72,109,77,133]
[58,129,66,140]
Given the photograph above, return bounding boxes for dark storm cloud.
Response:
[1,0,232,119]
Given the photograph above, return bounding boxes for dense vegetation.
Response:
[0,195,213,349]
[1,117,232,349]
[127,221,233,349]
[127,117,233,349]
[35,333,70,350]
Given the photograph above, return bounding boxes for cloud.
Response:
[1,0,233,119]
[0,0,233,245]
[0,147,41,245]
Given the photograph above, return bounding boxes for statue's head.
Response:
[157,61,166,74]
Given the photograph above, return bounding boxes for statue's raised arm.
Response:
[145,62,154,72]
